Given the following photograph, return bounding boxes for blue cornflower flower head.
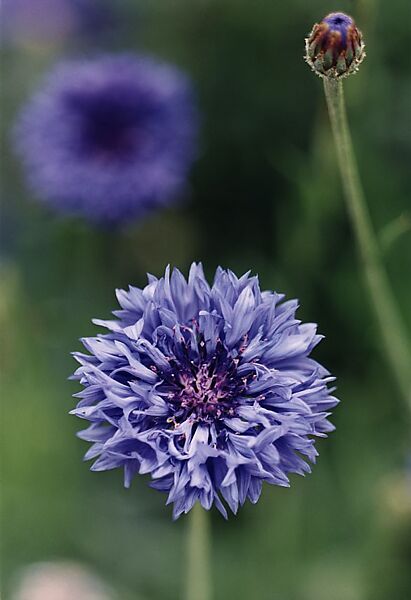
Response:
[14,54,197,225]
[71,264,339,518]
[305,12,365,79]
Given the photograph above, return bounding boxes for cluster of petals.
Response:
[72,264,338,518]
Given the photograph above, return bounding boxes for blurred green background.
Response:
[1,0,411,598]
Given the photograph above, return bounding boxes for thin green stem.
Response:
[323,78,411,411]
[185,503,212,600]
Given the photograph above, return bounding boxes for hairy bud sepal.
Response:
[305,12,365,79]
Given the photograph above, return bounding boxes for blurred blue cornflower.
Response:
[2,0,114,46]
[14,54,197,224]
[71,264,338,518]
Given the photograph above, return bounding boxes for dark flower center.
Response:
[65,86,146,159]
[165,354,246,424]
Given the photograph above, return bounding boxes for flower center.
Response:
[167,358,245,424]
[65,86,142,159]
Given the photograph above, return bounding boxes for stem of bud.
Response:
[323,78,411,411]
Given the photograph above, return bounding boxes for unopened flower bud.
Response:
[305,12,365,79]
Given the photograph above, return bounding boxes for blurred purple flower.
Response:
[2,0,76,44]
[71,264,338,518]
[14,54,197,224]
[2,0,113,45]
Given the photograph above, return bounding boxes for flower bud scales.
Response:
[305,12,365,79]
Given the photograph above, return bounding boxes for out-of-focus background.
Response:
[1,1,411,599]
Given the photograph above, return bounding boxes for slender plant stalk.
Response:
[323,78,411,410]
[185,503,212,600]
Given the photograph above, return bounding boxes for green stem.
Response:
[323,78,411,411]
[185,503,212,600]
